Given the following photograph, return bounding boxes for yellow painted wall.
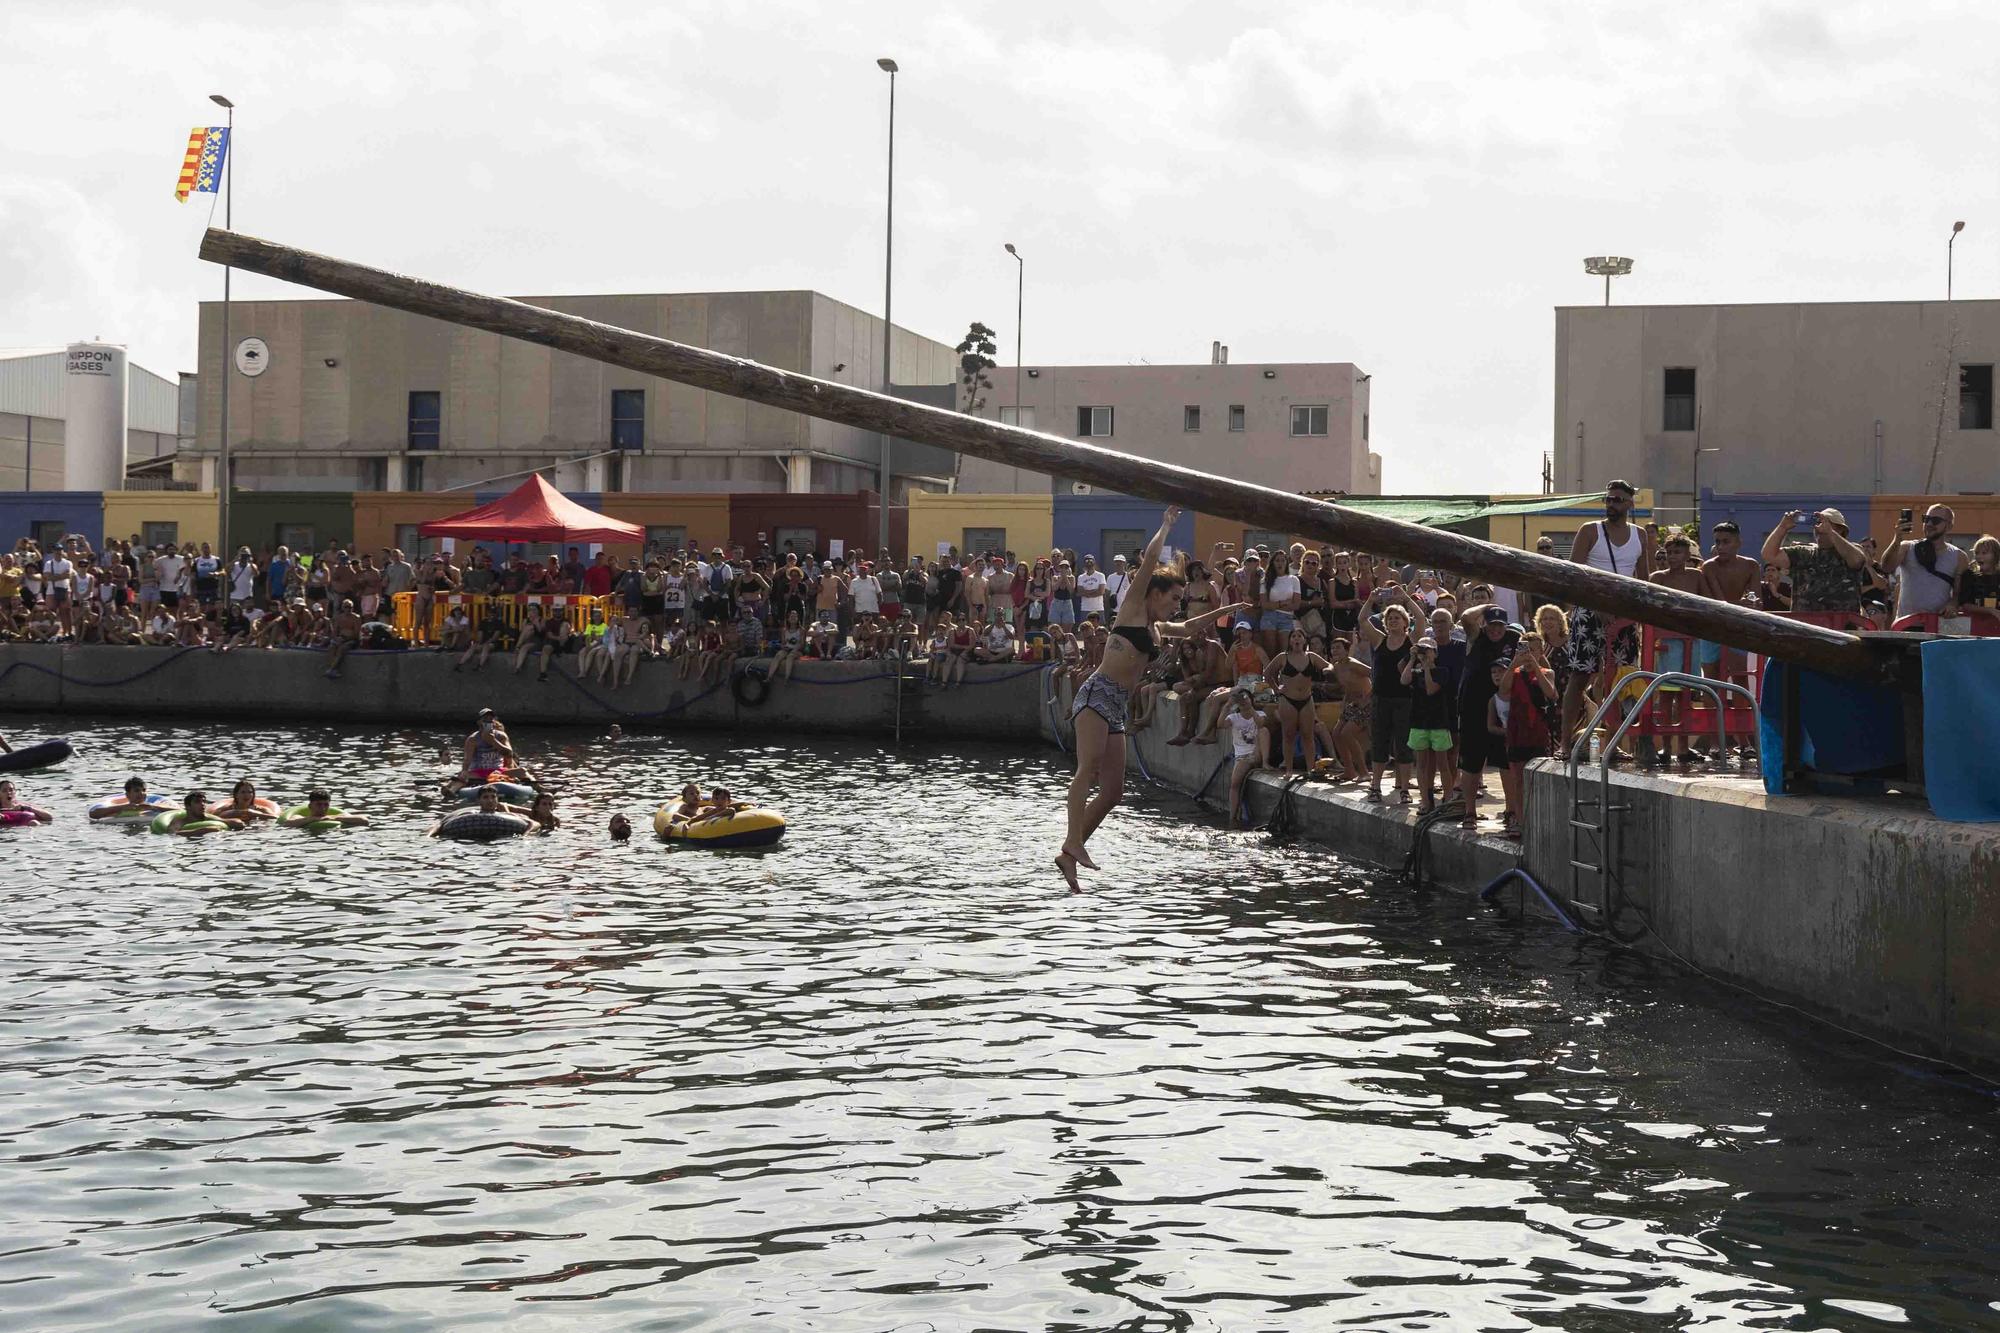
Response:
[102,491,220,550]
[908,492,1052,561]
[1486,490,1655,552]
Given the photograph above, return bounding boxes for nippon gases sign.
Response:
[65,346,117,376]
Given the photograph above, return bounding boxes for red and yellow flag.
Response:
[174,126,229,202]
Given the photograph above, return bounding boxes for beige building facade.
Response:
[1554,299,2000,522]
[963,359,1379,496]
[191,291,957,495]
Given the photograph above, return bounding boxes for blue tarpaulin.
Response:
[1921,639,2000,822]
[1759,661,1904,795]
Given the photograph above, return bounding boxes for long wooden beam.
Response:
[199,228,1886,681]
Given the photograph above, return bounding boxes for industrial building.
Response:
[189,290,962,497]
[1554,298,2000,529]
[965,346,1379,496]
[0,345,186,494]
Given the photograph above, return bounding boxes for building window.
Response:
[646,525,688,553]
[1291,405,1330,437]
[32,520,66,549]
[999,405,1038,430]
[1363,412,1370,442]
[611,389,646,449]
[363,457,388,491]
[407,391,441,451]
[1100,528,1148,568]
[142,521,179,549]
[963,527,1007,558]
[772,526,817,557]
[1228,404,1246,432]
[1076,406,1113,437]
[1243,529,1290,554]
[1663,368,1696,432]
[1183,406,1201,432]
[277,524,315,553]
[1961,364,1994,430]
[407,457,425,492]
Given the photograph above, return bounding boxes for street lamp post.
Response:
[1004,242,1023,425]
[211,93,234,551]
[1583,255,1633,306]
[876,57,898,556]
[1949,220,1966,299]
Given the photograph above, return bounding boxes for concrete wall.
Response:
[101,491,218,550]
[906,492,1053,561]
[966,361,1375,496]
[194,292,956,496]
[0,491,103,549]
[1554,299,2000,505]
[0,644,1049,740]
[1520,761,2000,1072]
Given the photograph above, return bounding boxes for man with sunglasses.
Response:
[1880,503,1966,622]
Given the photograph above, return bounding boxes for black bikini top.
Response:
[1278,654,1323,681]
[1112,624,1159,659]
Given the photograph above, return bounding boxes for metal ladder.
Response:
[1566,671,1761,928]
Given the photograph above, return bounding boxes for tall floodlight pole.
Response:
[1004,243,1024,421]
[876,57,898,556]
[211,93,235,550]
[1584,255,1633,306]
[1949,220,1966,299]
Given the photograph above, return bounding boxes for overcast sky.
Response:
[5,1,1996,490]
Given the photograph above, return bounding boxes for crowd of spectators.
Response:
[6,493,1997,810]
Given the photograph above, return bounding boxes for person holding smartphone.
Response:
[1759,507,1868,617]
[1879,502,1967,623]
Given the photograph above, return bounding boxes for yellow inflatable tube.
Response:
[652,804,787,849]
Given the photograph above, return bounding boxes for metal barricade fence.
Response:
[391,591,488,641]
[493,594,604,633]
[1622,626,1760,741]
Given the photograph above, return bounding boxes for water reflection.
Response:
[0,716,1995,1329]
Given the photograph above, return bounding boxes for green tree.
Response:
[956,322,997,414]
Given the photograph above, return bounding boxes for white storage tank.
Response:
[63,341,128,492]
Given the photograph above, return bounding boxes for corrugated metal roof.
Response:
[0,350,183,434]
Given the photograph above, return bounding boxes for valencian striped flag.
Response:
[174,126,230,202]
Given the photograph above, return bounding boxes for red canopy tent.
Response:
[417,474,642,544]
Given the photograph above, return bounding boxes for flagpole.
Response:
[210,94,234,552]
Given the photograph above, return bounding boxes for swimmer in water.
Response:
[667,781,704,821]
[608,724,623,742]
[212,778,280,823]
[160,790,245,837]
[526,791,559,831]
[428,783,530,836]
[89,776,155,820]
[693,786,751,823]
[445,708,530,797]
[607,813,632,841]
[279,788,370,828]
[0,780,53,824]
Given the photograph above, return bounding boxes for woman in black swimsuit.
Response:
[1060,506,1247,892]
[1263,627,1334,780]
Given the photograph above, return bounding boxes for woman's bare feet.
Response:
[1054,851,1081,893]
[1065,841,1099,871]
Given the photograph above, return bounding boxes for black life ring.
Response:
[732,666,772,707]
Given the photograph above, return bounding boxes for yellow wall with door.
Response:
[102,491,219,550]
[1486,490,1655,552]
[907,492,1052,561]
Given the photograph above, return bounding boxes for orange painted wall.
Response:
[598,494,733,561]
[351,492,476,556]
[1867,493,2000,546]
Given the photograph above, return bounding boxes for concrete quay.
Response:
[0,643,1049,739]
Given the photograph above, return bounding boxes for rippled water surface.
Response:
[3,715,1999,1330]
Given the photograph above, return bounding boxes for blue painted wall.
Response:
[1700,489,1873,546]
[0,491,103,550]
[1052,493,1197,567]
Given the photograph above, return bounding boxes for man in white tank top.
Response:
[1560,480,1656,745]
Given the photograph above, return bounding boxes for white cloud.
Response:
[3,0,1998,489]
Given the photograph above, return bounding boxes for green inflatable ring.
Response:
[282,803,346,832]
[150,812,229,835]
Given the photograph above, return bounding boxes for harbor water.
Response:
[2,717,1998,1330]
